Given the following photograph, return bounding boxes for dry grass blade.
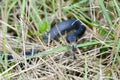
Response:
[0,0,120,80]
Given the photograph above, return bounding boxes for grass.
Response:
[0,0,120,80]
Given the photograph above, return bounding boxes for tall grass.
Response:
[0,0,120,79]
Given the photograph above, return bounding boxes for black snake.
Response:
[1,18,86,60]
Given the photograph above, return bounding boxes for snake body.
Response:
[43,18,86,59]
[43,18,86,45]
[1,18,86,60]
[43,18,79,42]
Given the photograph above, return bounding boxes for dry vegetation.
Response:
[0,0,120,80]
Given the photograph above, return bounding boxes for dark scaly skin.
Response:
[66,24,86,59]
[43,18,86,43]
[43,18,79,42]
[66,24,86,44]
[1,54,13,60]
[1,18,86,60]
[43,18,86,59]
[1,49,39,60]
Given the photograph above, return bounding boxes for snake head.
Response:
[66,33,77,59]
[66,33,77,47]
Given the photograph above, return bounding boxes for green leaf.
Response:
[39,21,50,34]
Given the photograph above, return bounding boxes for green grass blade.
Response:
[112,39,120,67]
[66,0,88,9]
[26,40,113,60]
[114,0,120,17]
[7,0,18,14]
[21,0,26,17]
[98,0,113,29]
